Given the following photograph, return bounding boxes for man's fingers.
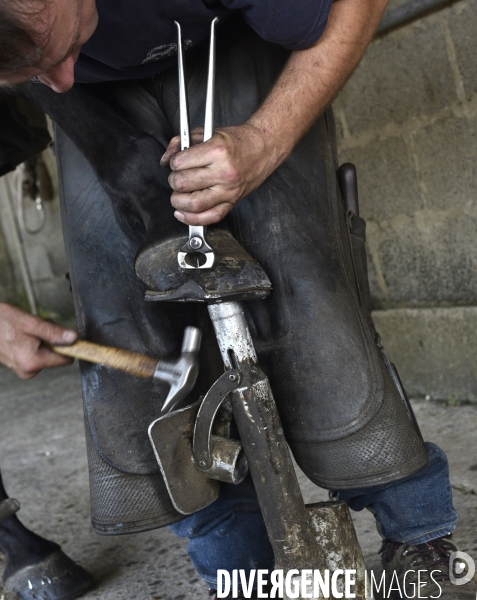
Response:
[175,202,233,226]
[160,136,181,167]
[36,347,75,370]
[160,130,205,167]
[170,185,237,215]
[169,167,220,194]
[169,137,228,172]
[10,342,74,380]
[27,317,77,346]
[0,303,78,379]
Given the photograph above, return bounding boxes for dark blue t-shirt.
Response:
[75,0,334,83]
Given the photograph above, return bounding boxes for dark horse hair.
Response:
[0,0,49,77]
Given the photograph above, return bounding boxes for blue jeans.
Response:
[170,442,456,589]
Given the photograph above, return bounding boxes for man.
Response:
[0,1,473,598]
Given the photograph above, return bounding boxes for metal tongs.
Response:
[176,18,218,270]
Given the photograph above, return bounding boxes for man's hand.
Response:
[0,303,78,379]
[161,0,388,226]
[161,123,279,226]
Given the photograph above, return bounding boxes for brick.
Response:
[447,0,477,100]
[368,207,477,306]
[338,135,423,221]
[413,112,477,211]
[373,306,477,401]
[335,16,457,136]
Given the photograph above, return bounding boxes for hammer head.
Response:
[154,326,202,414]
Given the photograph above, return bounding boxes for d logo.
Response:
[449,551,475,585]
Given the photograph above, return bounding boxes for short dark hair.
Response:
[0,0,50,77]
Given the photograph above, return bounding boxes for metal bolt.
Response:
[189,236,203,250]
[198,460,206,468]
[229,374,236,381]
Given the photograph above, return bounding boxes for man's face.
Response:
[4,0,98,93]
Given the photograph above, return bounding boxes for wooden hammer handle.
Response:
[50,340,157,379]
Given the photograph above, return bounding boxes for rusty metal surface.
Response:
[308,502,366,599]
[148,401,219,515]
[207,301,363,586]
[230,364,328,572]
[202,435,248,485]
[193,370,241,470]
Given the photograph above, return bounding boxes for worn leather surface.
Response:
[19,15,427,492]
[55,126,222,475]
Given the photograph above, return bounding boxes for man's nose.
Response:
[37,56,75,93]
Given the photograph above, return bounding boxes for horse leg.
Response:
[0,471,59,580]
[0,470,93,599]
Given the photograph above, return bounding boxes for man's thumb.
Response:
[34,319,77,345]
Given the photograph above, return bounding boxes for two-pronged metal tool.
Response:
[176,18,218,270]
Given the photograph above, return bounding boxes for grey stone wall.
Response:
[335,0,477,400]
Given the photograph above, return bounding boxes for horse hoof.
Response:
[3,549,93,600]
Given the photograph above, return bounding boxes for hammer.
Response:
[51,327,201,414]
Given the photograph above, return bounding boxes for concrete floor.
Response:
[0,363,476,600]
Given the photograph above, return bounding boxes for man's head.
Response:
[0,0,98,92]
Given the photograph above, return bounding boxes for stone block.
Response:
[447,0,477,100]
[413,112,477,211]
[367,207,477,307]
[335,15,457,136]
[338,135,423,221]
[373,306,477,401]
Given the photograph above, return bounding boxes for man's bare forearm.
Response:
[247,0,388,169]
[163,0,388,225]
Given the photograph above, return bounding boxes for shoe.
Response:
[380,535,477,599]
[3,549,94,600]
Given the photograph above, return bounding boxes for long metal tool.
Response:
[176,19,217,270]
[172,21,366,598]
